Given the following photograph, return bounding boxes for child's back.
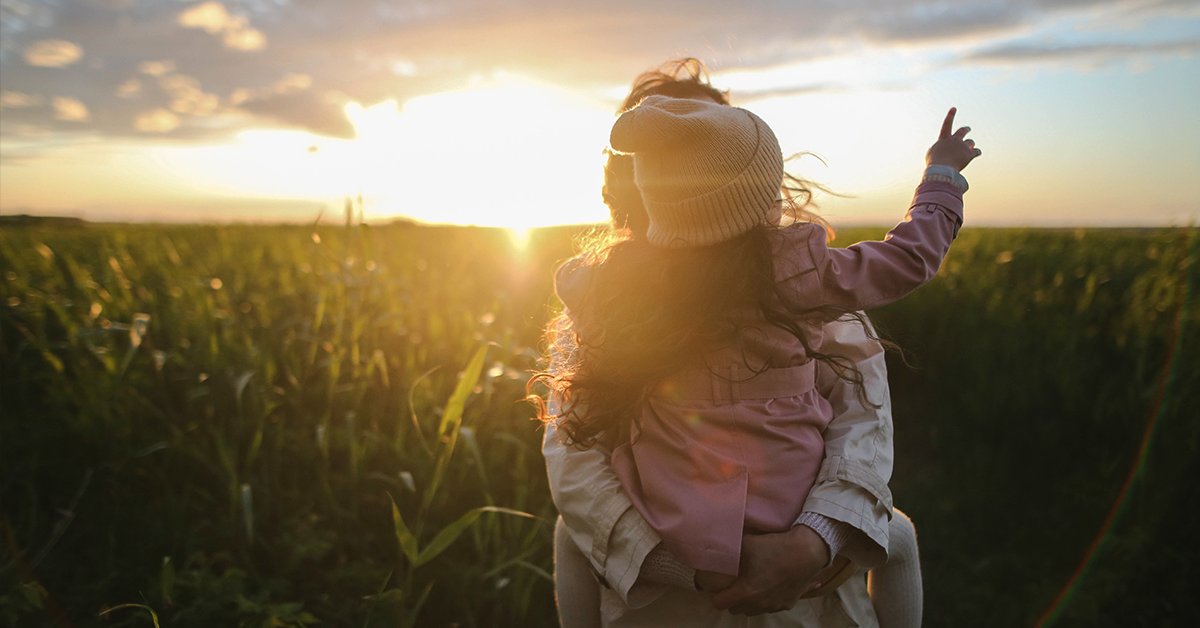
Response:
[553,95,976,578]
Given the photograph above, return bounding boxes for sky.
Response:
[1,0,1198,228]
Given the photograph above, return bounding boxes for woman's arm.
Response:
[803,315,895,568]
[543,312,898,610]
[543,404,668,609]
[707,315,895,613]
[541,308,666,609]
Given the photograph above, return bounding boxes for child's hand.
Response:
[926,107,981,172]
[695,569,737,593]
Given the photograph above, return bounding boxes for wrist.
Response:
[795,512,855,567]
[787,523,831,568]
[923,164,969,192]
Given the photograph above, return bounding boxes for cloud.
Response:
[52,96,89,121]
[134,108,180,133]
[115,78,141,98]
[139,60,176,77]
[735,82,888,103]
[82,0,136,9]
[178,1,266,52]
[177,1,235,35]
[22,39,83,67]
[237,91,356,139]
[222,27,266,52]
[228,87,254,105]
[960,37,1200,66]
[154,73,221,115]
[0,91,43,108]
[1121,0,1200,16]
[0,0,1194,143]
[857,1,1029,43]
[273,73,312,95]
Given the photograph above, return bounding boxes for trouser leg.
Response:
[555,515,603,628]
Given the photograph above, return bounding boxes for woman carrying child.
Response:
[539,60,979,627]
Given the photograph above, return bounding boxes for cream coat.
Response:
[543,318,895,626]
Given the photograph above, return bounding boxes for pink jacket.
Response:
[556,180,964,575]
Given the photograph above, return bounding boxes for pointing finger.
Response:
[940,107,956,139]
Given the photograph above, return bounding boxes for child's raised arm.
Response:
[774,108,982,314]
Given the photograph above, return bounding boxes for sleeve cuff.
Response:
[639,543,697,590]
[796,512,857,567]
[923,164,969,192]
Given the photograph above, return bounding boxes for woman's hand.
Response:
[926,107,982,172]
[707,525,829,616]
[695,569,737,593]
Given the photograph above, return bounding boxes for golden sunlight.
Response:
[344,75,615,228]
[143,75,616,227]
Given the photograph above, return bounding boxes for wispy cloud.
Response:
[51,96,89,121]
[133,108,180,133]
[22,39,83,67]
[960,37,1200,66]
[0,0,1195,143]
[0,91,43,108]
[178,1,266,52]
[857,1,1029,43]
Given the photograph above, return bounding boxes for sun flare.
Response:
[343,75,615,228]
[138,75,617,227]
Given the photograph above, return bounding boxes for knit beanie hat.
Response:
[609,95,784,248]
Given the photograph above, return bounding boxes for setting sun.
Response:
[341,75,615,228]
[123,75,617,226]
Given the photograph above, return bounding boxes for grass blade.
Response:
[399,582,434,628]
[436,343,489,440]
[422,343,489,510]
[414,506,536,567]
[406,366,440,460]
[99,604,161,628]
[388,493,418,564]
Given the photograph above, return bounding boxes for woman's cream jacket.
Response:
[543,317,896,626]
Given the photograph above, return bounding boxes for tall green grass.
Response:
[1,220,575,626]
[844,227,1200,627]
[2,222,1197,626]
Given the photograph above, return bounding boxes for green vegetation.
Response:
[2,221,1197,627]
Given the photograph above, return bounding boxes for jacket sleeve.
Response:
[805,315,895,568]
[543,420,667,607]
[541,310,665,608]
[776,180,963,314]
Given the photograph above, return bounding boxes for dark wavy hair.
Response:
[532,59,872,449]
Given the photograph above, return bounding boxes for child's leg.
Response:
[554,516,603,628]
[869,509,923,628]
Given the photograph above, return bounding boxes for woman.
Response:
[541,60,921,627]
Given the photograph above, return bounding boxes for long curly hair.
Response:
[531,59,871,450]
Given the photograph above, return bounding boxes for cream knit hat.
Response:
[609,95,784,248]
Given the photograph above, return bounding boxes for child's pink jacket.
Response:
[555,180,964,575]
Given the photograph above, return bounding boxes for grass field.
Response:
[2,220,1197,627]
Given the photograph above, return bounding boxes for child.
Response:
[544,95,978,624]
